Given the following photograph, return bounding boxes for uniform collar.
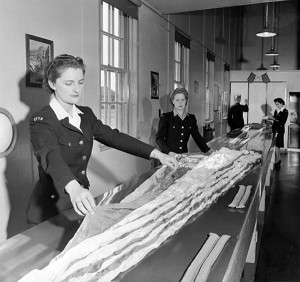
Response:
[276,105,285,113]
[50,97,83,130]
[173,108,188,119]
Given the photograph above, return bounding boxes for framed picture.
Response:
[151,71,159,99]
[26,34,54,88]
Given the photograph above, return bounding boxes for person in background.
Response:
[228,94,249,131]
[268,97,288,168]
[156,87,211,156]
[27,54,178,224]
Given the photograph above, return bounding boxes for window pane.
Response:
[100,69,107,102]
[102,2,109,33]
[114,8,119,36]
[109,71,115,102]
[100,104,107,123]
[102,35,109,65]
[110,104,117,128]
[114,39,120,68]
[175,62,181,82]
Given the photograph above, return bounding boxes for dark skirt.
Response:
[275,132,284,148]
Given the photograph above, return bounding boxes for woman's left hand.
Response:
[65,180,96,217]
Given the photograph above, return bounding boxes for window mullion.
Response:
[115,70,119,129]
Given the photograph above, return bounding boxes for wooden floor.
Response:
[254,151,300,281]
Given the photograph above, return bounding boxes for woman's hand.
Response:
[65,180,96,217]
[151,149,178,170]
[168,152,177,157]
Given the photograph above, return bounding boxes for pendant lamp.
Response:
[270,57,280,69]
[256,3,276,37]
[265,3,279,56]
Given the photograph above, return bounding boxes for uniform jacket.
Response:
[272,108,289,135]
[27,105,154,223]
[156,111,210,154]
[228,103,249,130]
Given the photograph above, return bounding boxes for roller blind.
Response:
[104,0,140,19]
[206,51,215,62]
[224,63,230,72]
[175,30,190,49]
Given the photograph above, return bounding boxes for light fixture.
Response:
[256,3,276,37]
[270,57,280,69]
[265,3,279,56]
[265,47,279,56]
[257,38,267,70]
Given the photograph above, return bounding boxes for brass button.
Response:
[82,155,87,160]
[180,140,183,142]
[79,140,83,145]
[182,126,184,129]
[51,195,55,199]
[81,170,86,175]
[181,133,184,135]
[179,147,182,149]
[68,143,71,147]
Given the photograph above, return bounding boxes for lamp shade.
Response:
[265,48,279,56]
[256,28,276,37]
[256,3,276,38]
[270,58,280,69]
[270,62,280,68]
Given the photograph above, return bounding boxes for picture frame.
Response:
[151,71,159,99]
[26,34,54,88]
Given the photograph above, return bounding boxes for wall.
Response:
[242,1,299,71]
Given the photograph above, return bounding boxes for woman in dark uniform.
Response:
[156,88,211,156]
[27,54,177,224]
[227,94,249,131]
[268,97,288,168]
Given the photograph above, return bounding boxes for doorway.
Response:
[288,92,300,149]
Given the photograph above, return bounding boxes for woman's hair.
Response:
[43,54,86,94]
[169,88,189,104]
[274,97,285,105]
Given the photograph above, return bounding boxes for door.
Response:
[288,92,300,149]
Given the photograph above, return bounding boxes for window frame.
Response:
[100,1,130,133]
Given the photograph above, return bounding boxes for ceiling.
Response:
[144,0,288,14]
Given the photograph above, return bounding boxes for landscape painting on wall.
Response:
[26,34,54,88]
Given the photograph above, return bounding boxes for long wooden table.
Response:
[0,128,275,282]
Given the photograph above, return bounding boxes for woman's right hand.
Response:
[150,149,178,170]
[65,180,96,217]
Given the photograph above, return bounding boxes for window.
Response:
[174,31,190,90]
[205,51,215,121]
[100,1,138,134]
[222,64,230,119]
